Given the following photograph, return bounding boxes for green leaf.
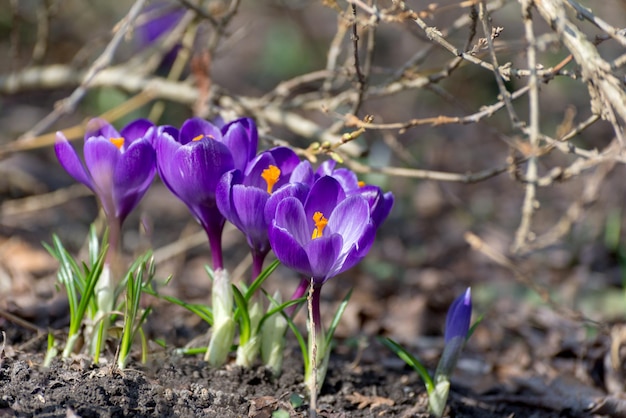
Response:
[142,287,213,325]
[232,285,251,345]
[289,393,304,408]
[379,337,434,394]
[325,288,352,349]
[272,410,290,418]
[467,313,483,341]
[175,347,208,356]
[245,259,280,302]
[257,297,306,334]
[74,243,107,335]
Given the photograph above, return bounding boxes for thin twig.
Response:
[512,0,540,253]
[479,0,520,129]
[534,0,626,143]
[564,0,626,47]
[465,231,606,330]
[16,0,149,143]
[349,3,367,116]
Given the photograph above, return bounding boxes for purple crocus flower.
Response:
[268,175,377,285]
[155,117,258,270]
[286,160,394,305]
[269,174,390,395]
[55,118,157,249]
[216,147,301,280]
[444,287,472,343]
[316,160,394,227]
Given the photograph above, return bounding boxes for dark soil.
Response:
[0,337,564,418]
[0,307,616,418]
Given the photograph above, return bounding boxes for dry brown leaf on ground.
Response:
[345,391,394,410]
[248,395,294,418]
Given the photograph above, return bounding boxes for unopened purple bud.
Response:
[444,287,472,344]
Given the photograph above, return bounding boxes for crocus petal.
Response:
[289,160,315,186]
[244,146,300,190]
[179,117,222,145]
[327,195,370,254]
[54,132,93,189]
[331,168,360,192]
[216,169,244,226]
[445,287,472,343]
[266,147,300,175]
[304,176,346,224]
[268,222,312,277]
[114,139,156,191]
[304,234,343,283]
[316,160,336,177]
[113,139,156,220]
[264,182,309,225]
[85,118,119,140]
[244,152,276,189]
[221,118,258,171]
[147,125,178,148]
[84,136,120,215]
[168,139,234,202]
[374,191,394,226]
[357,186,394,227]
[334,221,376,276]
[273,197,311,247]
[120,118,154,145]
[231,185,270,251]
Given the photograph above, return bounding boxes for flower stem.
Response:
[204,222,225,271]
[106,216,121,264]
[92,216,122,360]
[306,280,325,416]
[251,250,268,283]
[286,276,309,317]
[308,278,318,418]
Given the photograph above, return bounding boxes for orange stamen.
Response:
[110,137,124,149]
[261,165,281,194]
[311,211,328,239]
[192,134,216,142]
[357,180,366,188]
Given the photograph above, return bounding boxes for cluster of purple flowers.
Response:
[55,117,394,287]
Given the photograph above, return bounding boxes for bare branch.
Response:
[16,0,149,143]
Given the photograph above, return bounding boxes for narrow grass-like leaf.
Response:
[257,297,306,333]
[467,314,483,341]
[139,327,148,364]
[204,265,215,280]
[81,249,107,324]
[174,347,208,356]
[87,224,105,266]
[76,244,107,333]
[142,287,213,325]
[245,259,280,302]
[325,288,352,349]
[118,257,154,368]
[379,337,434,394]
[232,285,251,345]
[43,333,58,367]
